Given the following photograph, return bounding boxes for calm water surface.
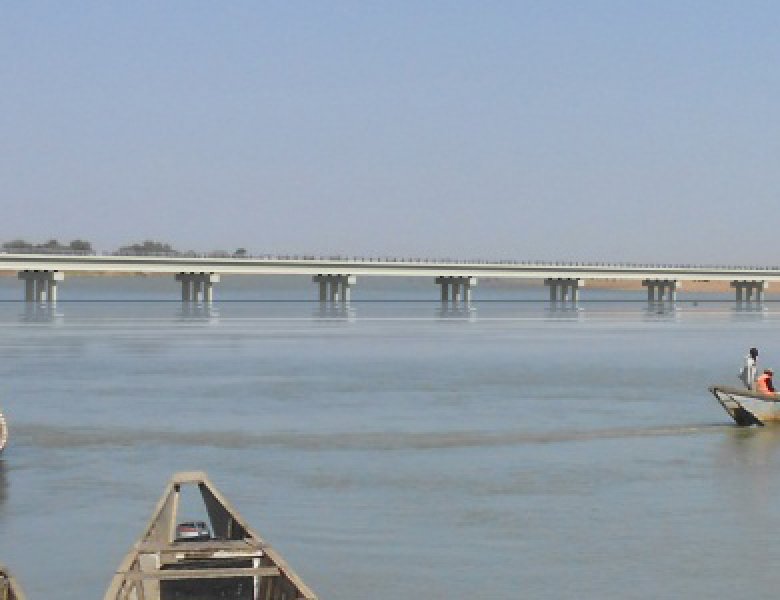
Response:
[1,282,780,599]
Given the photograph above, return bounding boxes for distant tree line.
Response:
[2,238,250,257]
[114,240,249,257]
[114,240,176,255]
[2,239,93,254]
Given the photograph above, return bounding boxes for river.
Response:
[0,277,778,599]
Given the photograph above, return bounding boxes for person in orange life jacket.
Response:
[756,368,776,394]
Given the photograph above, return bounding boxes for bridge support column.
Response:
[313,275,355,304]
[452,280,462,303]
[18,271,64,304]
[666,280,680,303]
[435,277,477,306]
[201,273,219,304]
[176,274,192,302]
[571,281,581,304]
[176,273,220,303]
[318,279,327,302]
[544,279,584,307]
[731,281,767,307]
[191,274,218,303]
[340,276,352,303]
[192,277,203,303]
[48,278,58,303]
[643,280,679,304]
[463,278,473,304]
[329,278,339,302]
[34,278,45,303]
[24,277,34,302]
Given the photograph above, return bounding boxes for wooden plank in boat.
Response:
[122,566,281,581]
[136,539,264,553]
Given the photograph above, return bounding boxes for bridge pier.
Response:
[731,280,767,307]
[202,274,218,303]
[435,277,477,306]
[18,271,64,303]
[312,275,355,304]
[175,273,220,303]
[544,278,584,306]
[642,280,680,304]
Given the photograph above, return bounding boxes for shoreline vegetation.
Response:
[2,238,248,258]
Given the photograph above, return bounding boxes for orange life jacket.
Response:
[756,373,775,393]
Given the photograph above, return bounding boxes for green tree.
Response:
[2,239,33,250]
[116,240,177,255]
[69,239,92,252]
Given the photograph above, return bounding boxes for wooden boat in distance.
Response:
[709,385,780,426]
[0,565,27,600]
[104,471,317,600]
[0,411,7,453]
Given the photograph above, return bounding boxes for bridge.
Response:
[2,252,778,306]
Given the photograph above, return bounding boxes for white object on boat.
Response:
[709,385,780,426]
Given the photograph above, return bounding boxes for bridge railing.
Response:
[2,249,779,271]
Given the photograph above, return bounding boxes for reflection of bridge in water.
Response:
[2,253,780,310]
[12,302,780,325]
[20,304,64,323]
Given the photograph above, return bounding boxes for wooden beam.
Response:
[135,540,263,553]
[122,566,281,581]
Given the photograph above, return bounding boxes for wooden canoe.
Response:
[709,385,780,426]
[104,471,317,600]
[0,565,27,600]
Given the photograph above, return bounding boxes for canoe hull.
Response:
[710,385,780,426]
[0,411,6,453]
[104,471,317,600]
[0,565,27,600]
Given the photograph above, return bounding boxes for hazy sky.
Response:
[1,2,778,262]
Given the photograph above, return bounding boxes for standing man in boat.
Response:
[740,347,759,390]
[756,368,776,394]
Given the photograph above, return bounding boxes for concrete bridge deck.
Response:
[2,253,778,305]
